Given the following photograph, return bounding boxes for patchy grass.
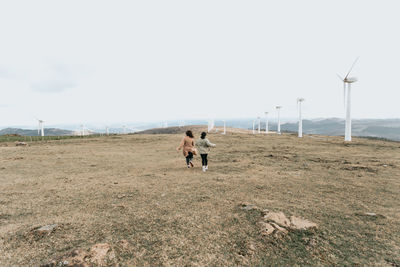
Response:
[0,129,399,265]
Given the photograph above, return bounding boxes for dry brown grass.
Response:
[0,129,399,266]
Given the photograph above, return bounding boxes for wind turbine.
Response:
[208,119,215,133]
[106,126,109,136]
[264,112,269,134]
[257,116,261,134]
[81,124,85,136]
[222,120,226,135]
[36,119,44,137]
[275,106,282,134]
[297,98,305,138]
[252,120,255,134]
[338,58,359,142]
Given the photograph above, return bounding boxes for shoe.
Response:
[189,161,194,168]
[187,165,191,168]
[202,166,206,172]
[205,166,208,170]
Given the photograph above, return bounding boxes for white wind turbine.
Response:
[36,119,44,137]
[252,119,255,134]
[208,119,215,133]
[222,120,226,135]
[264,112,269,134]
[105,126,109,136]
[338,58,359,142]
[275,106,282,134]
[80,124,85,136]
[257,116,261,134]
[297,98,305,138]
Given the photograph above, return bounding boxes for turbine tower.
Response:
[338,58,359,142]
[252,120,255,134]
[297,98,305,138]
[275,106,282,134]
[81,124,85,136]
[264,112,269,134]
[106,126,109,136]
[208,119,215,133]
[37,119,44,137]
[222,120,226,135]
[257,116,261,134]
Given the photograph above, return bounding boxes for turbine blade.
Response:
[337,74,344,81]
[344,57,359,79]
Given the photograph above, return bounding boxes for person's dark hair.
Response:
[201,132,207,139]
[186,130,194,138]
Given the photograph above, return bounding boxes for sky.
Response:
[1,0,399,127]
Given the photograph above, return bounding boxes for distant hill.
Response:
[2,118,399,141]
[0,128,74,136]
[279,118,400,141]
[136,125,207,135]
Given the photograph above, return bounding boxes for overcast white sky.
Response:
[1,0,399,127]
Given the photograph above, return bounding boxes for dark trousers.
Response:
[200,154,208,166]
[186,152,193,165]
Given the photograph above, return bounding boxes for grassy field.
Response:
[0,128,399,266]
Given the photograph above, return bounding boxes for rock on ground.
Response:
[34,224,58,236]
[42,242,115,267]
[243,206,318,237]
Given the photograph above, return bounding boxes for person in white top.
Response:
[195,132,216,172]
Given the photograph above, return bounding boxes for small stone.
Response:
[258,222,275,235]
[270,222,288,234]
[89,243,111,265]
[248,243,256,251]
[118,240,130,249]
[240,203,258,211]
[355,212,385,219]
[15,141,28,146]
[35,224,58,235]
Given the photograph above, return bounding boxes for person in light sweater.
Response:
[195,132,216,172]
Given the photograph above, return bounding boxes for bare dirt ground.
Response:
[0,127,399,266]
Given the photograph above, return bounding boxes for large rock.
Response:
[253,209,317,237]
[289,216,317,230]
[263,210,291,228]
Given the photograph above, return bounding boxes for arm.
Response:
[206,139,216,147]
[177,137,184,151]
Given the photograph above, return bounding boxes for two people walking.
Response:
[177,130,216,172]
